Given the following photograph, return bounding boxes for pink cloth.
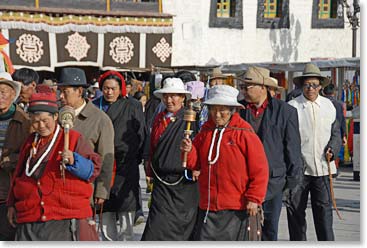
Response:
[185,81,205,100]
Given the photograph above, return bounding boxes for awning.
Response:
[0,8,173,71]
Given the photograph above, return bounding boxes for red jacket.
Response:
[7,128,101,223]
[187,113,269,211]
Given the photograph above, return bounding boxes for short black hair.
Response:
[323,83,335,95]
[133,91,146,101]
[174,70,196,83]
[12,68,39,85]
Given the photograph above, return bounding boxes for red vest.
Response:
[10,129,93,223]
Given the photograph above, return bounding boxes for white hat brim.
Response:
[154,88,192,100]
[203,98,244,108]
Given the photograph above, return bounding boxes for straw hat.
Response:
[268,77,284,90]
[153,77,191,100]
[238,66,275,87]
[293,63,330,87]
[209,67,227,81]
[204,85,244,108]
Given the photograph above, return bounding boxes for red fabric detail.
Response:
[246,98,269,118]
[7,129,93,223]
[348,119,354,156]
[98,70,127,97]
[188,113,269,211]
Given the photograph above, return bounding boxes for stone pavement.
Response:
[132,164,360,241]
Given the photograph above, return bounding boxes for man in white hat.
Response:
[0,72,31,240]
[238,66,303,241]
[142,77,199,241]
[287,63,341,241]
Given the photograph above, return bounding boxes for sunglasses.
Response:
[239,84,256,91]
[303,84,320,90]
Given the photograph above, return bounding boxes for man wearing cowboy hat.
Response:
[287,63,342,241]
[58,67,115,208]
[238,66,303,241]
[0,72,31,240]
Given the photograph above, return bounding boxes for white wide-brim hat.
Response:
[204,85,244,108]
[0,72,21,102]
[154,77,191,100]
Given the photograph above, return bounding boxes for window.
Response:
[264,0,283,19]
[318,0,339,19]
[209,0,243,29]
[257,0,289,29]
[312,0,344,28]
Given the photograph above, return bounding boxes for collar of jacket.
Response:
[12,104,29,124]
[78,99,95,118]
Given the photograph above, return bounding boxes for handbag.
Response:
[244,206,263,241]
[78,204,103,241]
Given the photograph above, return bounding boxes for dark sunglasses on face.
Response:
[303,84,320,90]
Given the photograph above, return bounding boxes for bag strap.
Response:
[93,203,104,233]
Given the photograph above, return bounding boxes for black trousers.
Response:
[286,175,335,241]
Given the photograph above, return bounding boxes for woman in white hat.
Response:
[141,77,199,241]
[181,85,269,240]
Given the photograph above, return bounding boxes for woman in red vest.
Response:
[6,89,101,241]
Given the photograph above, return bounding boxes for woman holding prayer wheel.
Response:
[141,77,199,241]
[180,85,269,241]
[6,89,101,241]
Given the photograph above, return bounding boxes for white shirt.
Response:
[74,100,86,117]
[288,94,337,176]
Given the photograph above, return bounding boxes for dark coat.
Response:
[325,96,346,138]
[94,96,146,212]
[142,108,199,241]
[239,95,303,200]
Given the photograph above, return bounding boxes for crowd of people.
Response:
[0,63,344,241]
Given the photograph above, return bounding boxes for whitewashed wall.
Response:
[163,0,360,66]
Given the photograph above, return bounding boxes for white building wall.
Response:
[163,0,359,66]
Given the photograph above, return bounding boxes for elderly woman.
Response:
[181,85,269,241]
[7,90,101,241]
[141,77,199,241]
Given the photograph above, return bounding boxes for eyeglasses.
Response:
[303,84,320,90]
[239,84,256,91]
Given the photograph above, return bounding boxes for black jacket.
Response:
[93,96,146,211]
[239,95,303,200]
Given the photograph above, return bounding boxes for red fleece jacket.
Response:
[187,113,269,211]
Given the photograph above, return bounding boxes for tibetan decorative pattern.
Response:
[152,37,172,63]
[16,33,44,63]
[0,11,173,34]
[65,32,91,61]
[109,36,134,64]
[146,34,172,67]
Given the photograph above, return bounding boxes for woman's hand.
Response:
[180,138,192,153]
[246,201,258,216]
[192,170,200,181]
[7,206,17,228]
[59,149,74,165]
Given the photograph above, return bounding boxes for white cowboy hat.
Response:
[0,71,21,102]
[204,85,244,108]
[153,77,191,100]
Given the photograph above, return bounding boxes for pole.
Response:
[352,26,356,57]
